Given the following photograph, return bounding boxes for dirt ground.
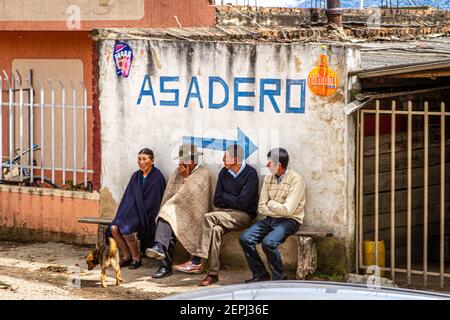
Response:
[1,240,448,300]
[0,240,265,300]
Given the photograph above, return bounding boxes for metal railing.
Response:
[0,69,93,189]
[356,98,449,288]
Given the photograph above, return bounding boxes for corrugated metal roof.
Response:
[358,37,450,70]
[350,59,450,78]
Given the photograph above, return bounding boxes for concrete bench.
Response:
[78,217,112,246]
[292,228,333,279]
[78,217,333,280]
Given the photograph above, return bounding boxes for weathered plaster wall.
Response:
[98,38,359,273]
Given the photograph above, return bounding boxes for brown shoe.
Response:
[174,260,203,274]
[200,274,219,286]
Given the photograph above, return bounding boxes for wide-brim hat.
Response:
[173,143,204,160]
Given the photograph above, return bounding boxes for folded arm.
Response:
[260,177,304,217]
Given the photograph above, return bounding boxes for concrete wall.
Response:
[216,6,450,29]
[0,186,100,244]
[216,5,327,27]
[97,38,360,273]
[0,0,215,31]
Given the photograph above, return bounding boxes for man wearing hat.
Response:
[173,144,259,286]
[145,143,216,278]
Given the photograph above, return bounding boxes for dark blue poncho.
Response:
[106,166,166,252]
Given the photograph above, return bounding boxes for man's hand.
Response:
[178,163,190,178]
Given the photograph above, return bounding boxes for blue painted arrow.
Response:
[183,127,257,160]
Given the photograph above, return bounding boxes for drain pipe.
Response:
[326,0,343,27]
[310,7,321,23]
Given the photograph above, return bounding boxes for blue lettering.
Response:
[208,76,229,109]
[286,79,306,114]
[259,79,281,113]
[234,77,255,112]
[137,75,307,114]
[136,75,156,106]
[184,76,203,108]
[160,76,179,107]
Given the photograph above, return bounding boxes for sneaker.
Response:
[174,260,203,274]
[145,244,165,260]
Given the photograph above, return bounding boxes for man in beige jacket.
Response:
[239,148,306,282]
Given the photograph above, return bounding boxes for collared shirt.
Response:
[274,169,288,184]
[182,164,200,183]
[191,164,200,174]
[228,161,246,179]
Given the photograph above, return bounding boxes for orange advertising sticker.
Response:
[308,46,338,97]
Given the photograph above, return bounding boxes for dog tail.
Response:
[107,237,118,258]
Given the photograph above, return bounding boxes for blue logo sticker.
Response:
[113,42,133,78]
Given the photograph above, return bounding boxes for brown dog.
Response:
[86,237,122,288]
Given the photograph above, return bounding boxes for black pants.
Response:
[154,218,177,268]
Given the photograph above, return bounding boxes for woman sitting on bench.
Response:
[106,148,166,269]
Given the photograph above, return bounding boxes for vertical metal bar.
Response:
[0,75,3,179]
[12,71,16,157]
[355,109,360,274]
[407,100,412,285]
[28,70,33,170]
[18,75,23,182]
[40,81,44,184]
[391,100,396,282]
[440,102,446,289]
[59,81,66,186]
[359,111,365,271]
[375,101,380,269]
[7,73,13,177]
[424,101,429,287]
[47,80,55,184]
[82,82,88,187]
[71,82,77,186]
[28,77,34,183]
[2,72,11,175]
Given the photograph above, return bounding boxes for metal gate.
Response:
[356,97,450,289]
[0,69,93,189]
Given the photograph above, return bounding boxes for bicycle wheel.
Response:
[23,176,60,189]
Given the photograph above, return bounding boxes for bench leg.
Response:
[296,236,317,280]
[97,225,107,247]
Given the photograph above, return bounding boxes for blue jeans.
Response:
[239,217,300,280]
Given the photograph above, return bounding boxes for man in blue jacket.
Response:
[173,144,259,286]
